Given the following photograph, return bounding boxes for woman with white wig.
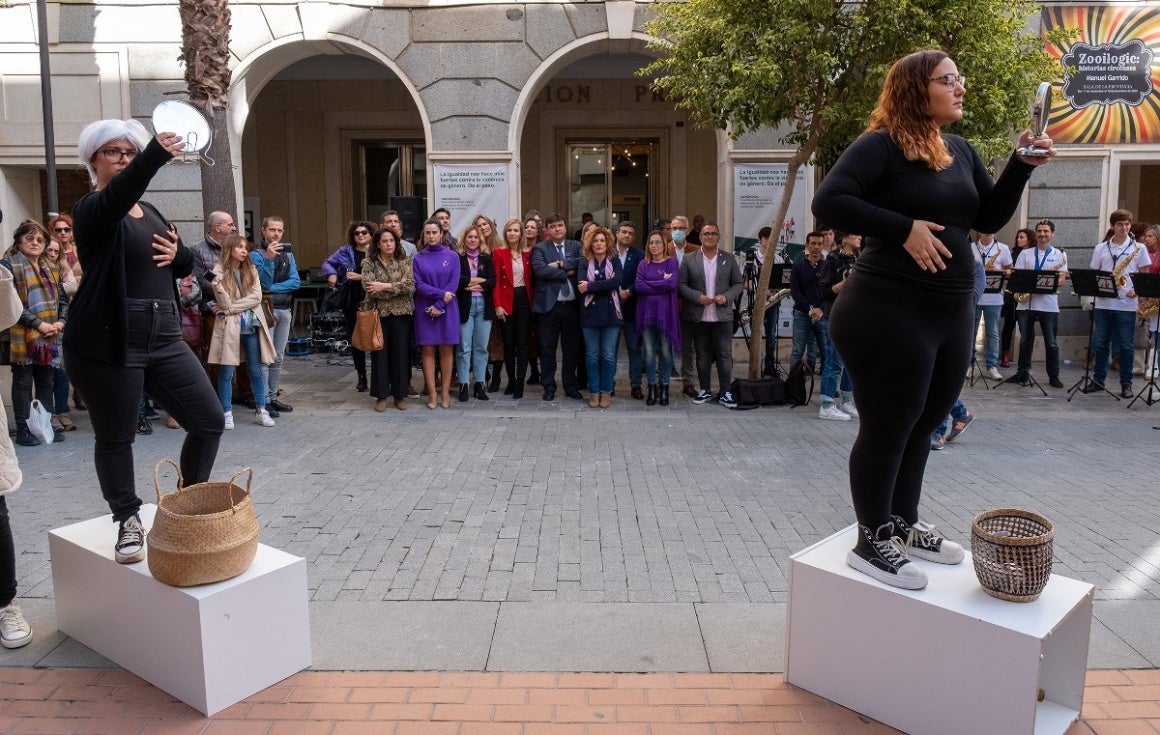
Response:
[63,118,223,565]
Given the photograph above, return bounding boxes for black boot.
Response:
[459,384,470,402]
[646,384,657,406]
[512,379,525,400]
[488,362,502,392]
[658,384,670,406]
[356,374,368,392]
[527,361,540,385]
[474,382,490,401]
[15,423,39,447]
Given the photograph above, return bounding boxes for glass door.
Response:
[352,141,426,223]
[568,140,656,235]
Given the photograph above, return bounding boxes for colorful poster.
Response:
[731,163,809,258]
[432,164,510,233]
[1043,6,1160,143]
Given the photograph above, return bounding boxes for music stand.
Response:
[761,263,790,377]
[1128,272,1160,408]
[993,269,1057,396]
[1066,269,1120,401]
[966,272,1009,388]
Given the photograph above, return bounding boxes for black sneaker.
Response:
[846,522,928,590]
[1122,384,1134,399]
[1081,381,1105,394]
[115,514,146,564]
[136,417,152,435]
[1049,377,1064,389]
[718,391,737,409]
[270,398,294,413]
[944,412,973,443]
[692,389,713,404]
[891,515,965,564]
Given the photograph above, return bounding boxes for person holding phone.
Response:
[250,216,299,415]
[65,118,223,564]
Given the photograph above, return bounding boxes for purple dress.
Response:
[412,242,462,345]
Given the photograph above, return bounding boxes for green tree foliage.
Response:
[642,0,1068,377]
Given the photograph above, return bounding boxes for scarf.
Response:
[7,251,61,367]
[584,258,621,319]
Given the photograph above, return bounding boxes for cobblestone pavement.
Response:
[5,348,1160,669]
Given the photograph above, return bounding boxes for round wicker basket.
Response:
[971,508,1054,603]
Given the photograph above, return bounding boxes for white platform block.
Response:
[50,504,311,715]
[786,525,1093,735]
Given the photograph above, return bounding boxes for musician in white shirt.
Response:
[972,232,1013,379]
[1012,220,1067,388]
[1085,209,1154,398]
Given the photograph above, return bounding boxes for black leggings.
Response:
[342,307,367,379]
[828,273,973,530]
[502,288,533,382]
[66,299,224,523]
[1000,295,1018,353]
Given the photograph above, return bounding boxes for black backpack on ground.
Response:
[785,359,814,407]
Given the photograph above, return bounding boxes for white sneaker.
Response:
[0,604,32,649]
[255,409,275,427]
[986,366,1002,380]
[818,404,851,421]
[838,401,859,419]
[223,411,234,430]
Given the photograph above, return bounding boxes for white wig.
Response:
[77,119,151,185]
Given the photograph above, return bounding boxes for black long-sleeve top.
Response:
[812,129,1034,293]
[64,138,192,364]
[789,256,825,314]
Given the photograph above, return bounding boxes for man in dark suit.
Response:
[531,212,583,401]
[614,221,646,399]
[678,222,743,408]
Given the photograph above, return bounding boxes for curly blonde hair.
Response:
[582,226,615,261]
[867,49,953,171]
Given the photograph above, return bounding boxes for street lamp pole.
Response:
[36,0,59,216]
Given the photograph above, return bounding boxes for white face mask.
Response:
[671,230,687,245]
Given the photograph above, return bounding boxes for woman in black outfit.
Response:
[65,119,224,564]
[812,50,1054,590]
[999,227,1035,367]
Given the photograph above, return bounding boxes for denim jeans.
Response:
[819,318,851,400]
[1016,310,1060,379]
[790,310,824,369]
[620,318,644,389]
[582,325,621,394]
[974,303,1002,368]
[261,307,292,401]
[66,298,223,522]
[641,325,674,385]
[52,366,70,415]
[10,364,53,425]
[457,298,491,384]
[1091,308,1137,387]
[217,332,266,411]
[934,397,968,439]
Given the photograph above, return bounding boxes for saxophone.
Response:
[1014,254,1066,303]
[1112,243,1141,288]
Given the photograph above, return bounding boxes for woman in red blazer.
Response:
[492,218,535,398]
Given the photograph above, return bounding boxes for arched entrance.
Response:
[231,39,430,268]
[513,39,718,238]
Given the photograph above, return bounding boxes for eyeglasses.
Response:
[929,73,966,89]
[98,147,138,163]
[53,227,71,234]
[353,229,371,236]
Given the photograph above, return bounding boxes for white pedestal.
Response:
[50,504,311,715]
[786,525,1093,735]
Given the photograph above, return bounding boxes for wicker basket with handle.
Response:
[147,459,260,587]
[970,508,1054,603]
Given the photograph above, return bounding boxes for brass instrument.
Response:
[1139,298,1159,320]
[1013,255,1066,303]
[1111,243,1140,289]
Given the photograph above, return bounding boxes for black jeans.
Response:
[0,497,14,607]
[370,314,412,401]
[502,288,533,383]
[829,273,973,530]
[342,306,368,380]
[1016,309,1060,379]
[537,300,580,393]
[10,364,53,425]
[66,299,224,523]
[691,320,734,394]
[1000,295,1018,354]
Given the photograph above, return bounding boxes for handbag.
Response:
[148,459,260,587]
[351,304,383,352]
[731,376,786,408]
[27,399,54,444]
[785,358,815,407]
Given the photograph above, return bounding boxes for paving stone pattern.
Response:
[10,352,1160,608]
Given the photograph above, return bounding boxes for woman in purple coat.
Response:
[635,229,681,406]
[412,219,461,409]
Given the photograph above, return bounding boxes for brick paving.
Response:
[2,666,1159,734]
